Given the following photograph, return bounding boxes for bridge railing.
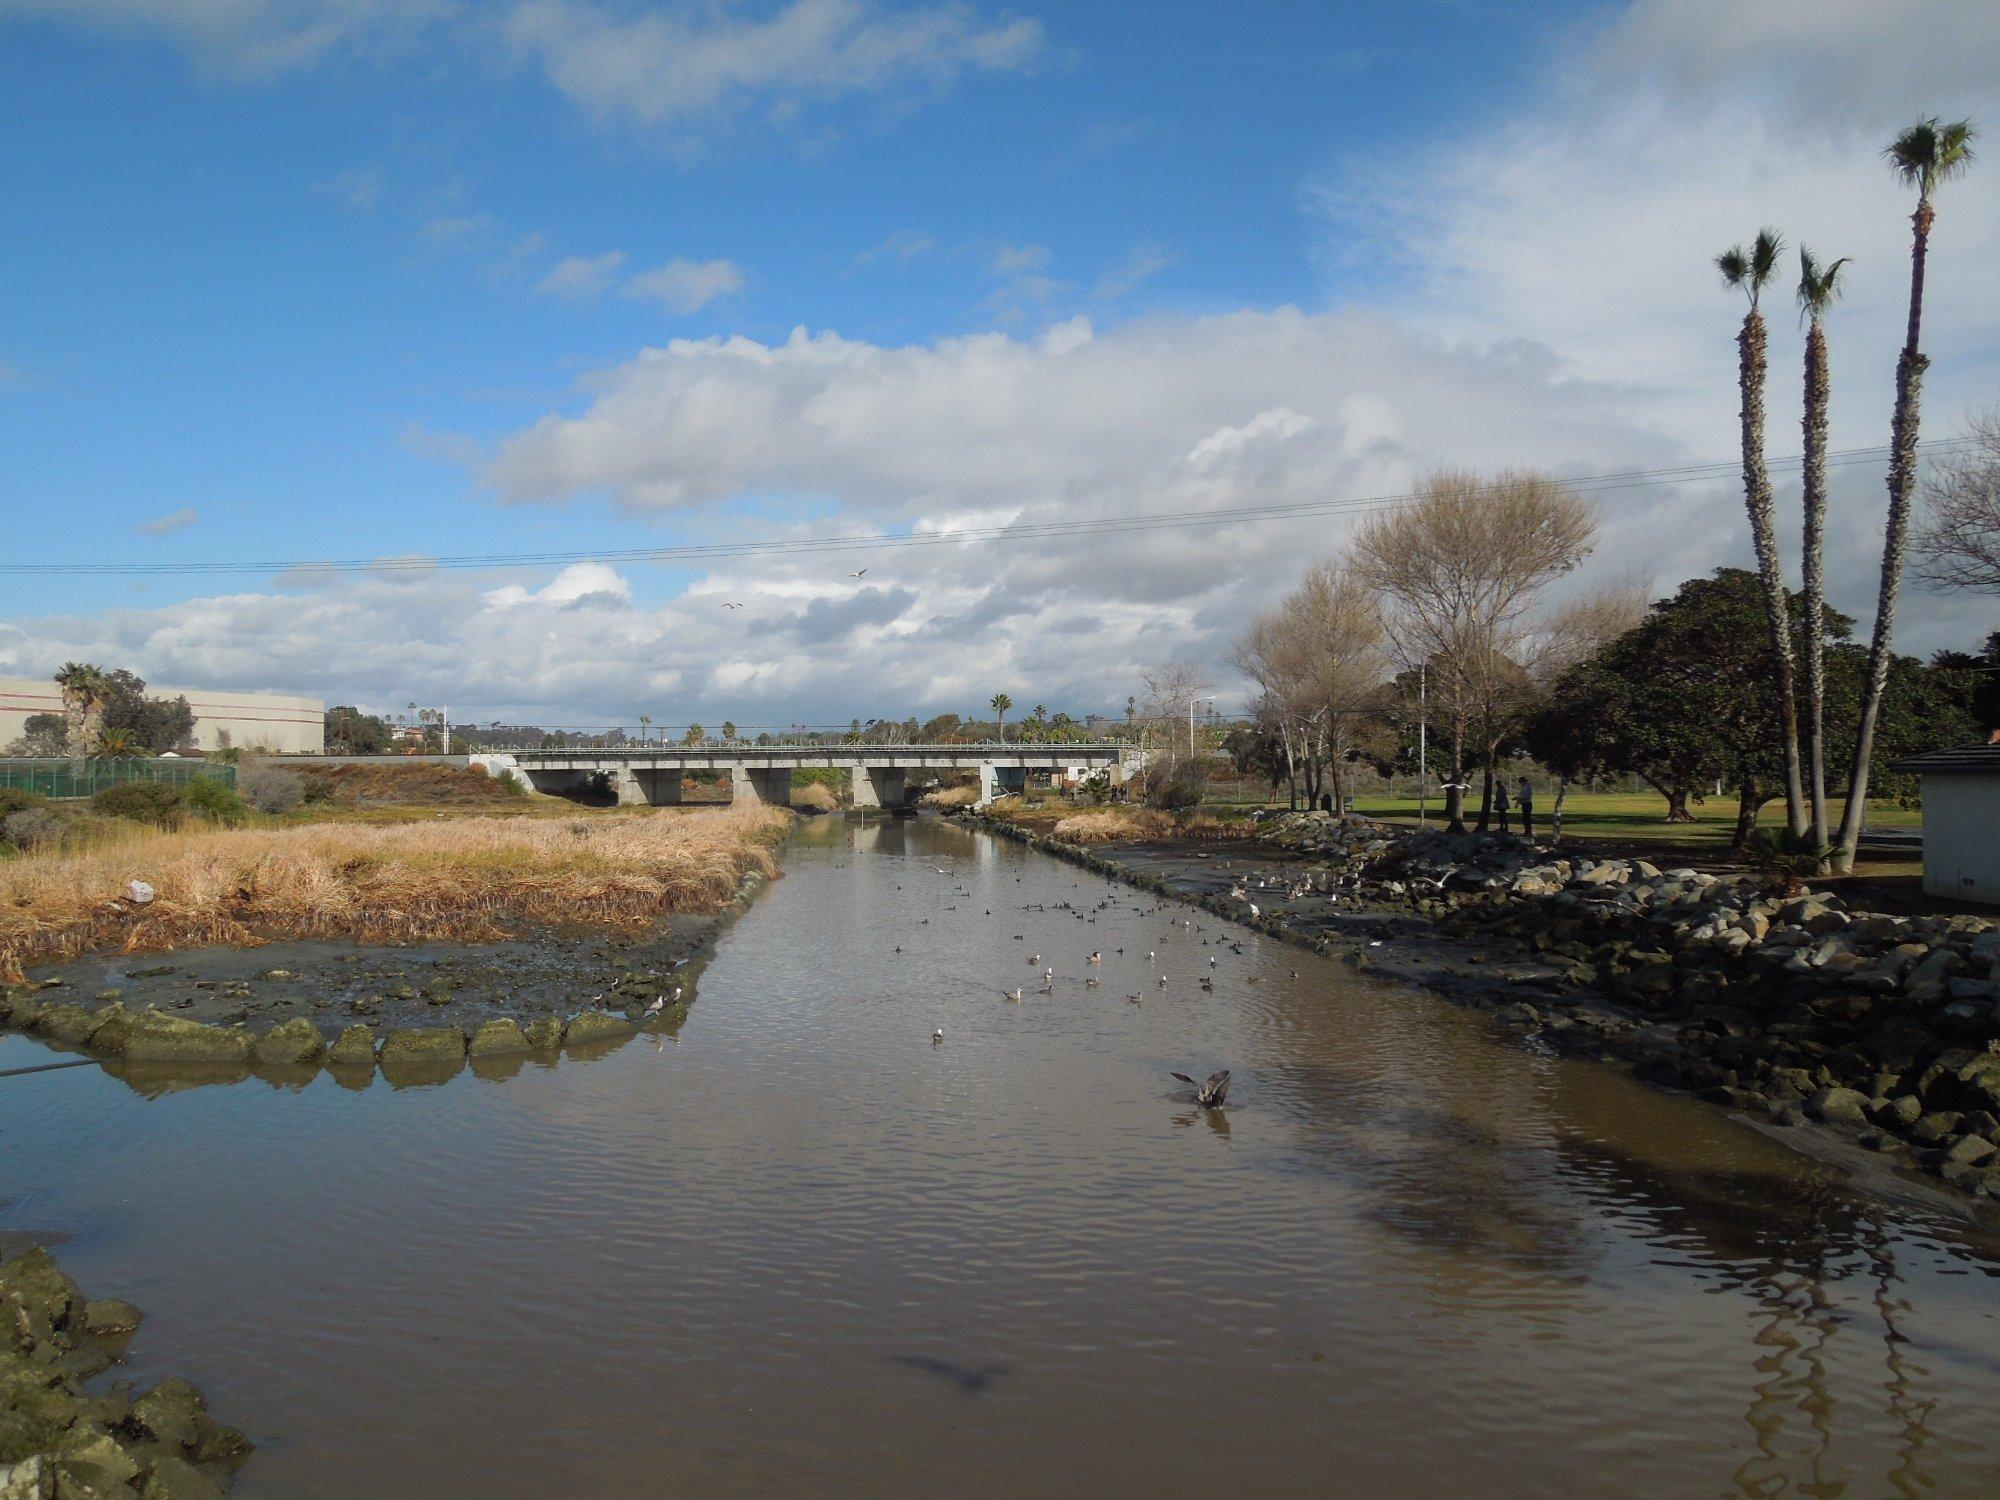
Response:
[487,741,1143,756]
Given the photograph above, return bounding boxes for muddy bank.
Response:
[961,810,2000,1214]
[0,871,772,1093]
[0,1239,249,1497]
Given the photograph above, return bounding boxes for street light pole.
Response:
[1417,665,1427,830]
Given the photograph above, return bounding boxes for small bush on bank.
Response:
[0,788,48,817]
[239,767,305,815]
[495,769,529,797]
[793,782,839,813]
[3,807,70,851]
[92,780,188,828]
[183,775,248,825]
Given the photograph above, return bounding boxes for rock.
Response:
[53,1429,141,1493]
[1772,1104,1806,1127]
[130,1379,205,1453]
[325,1025,376,1067]
[27,1003,108,1048]
[81,1299,142,1336]
[466,1019,532,1057]
[1911,1112,1963,1146]
[119,1013,251,1065]
[124,880,155,905]
[563,1011,636,1046]
[1943,1134,1998,1166]
[1875,1094,1924,1128]
[1864,1016,1934,1073]
[0,1246,80,1353]
[522,1015,565,1051]
[0,1457,54,1500]
[377,1027,467,1066]
[250,1017,324,1067]
[138,1455,226,1500]
[1804,1086,1871,1125]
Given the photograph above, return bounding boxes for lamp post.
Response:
[1417,664,1427,830]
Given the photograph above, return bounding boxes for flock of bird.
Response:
[720,569,867,612]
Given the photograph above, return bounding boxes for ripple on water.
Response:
[2,814,1999,1498]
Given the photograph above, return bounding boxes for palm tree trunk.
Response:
[1737,308,1808,838]
[1834,202,1933,874]
[1801,318,1831,854]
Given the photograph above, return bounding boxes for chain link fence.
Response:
[0,758,237,800]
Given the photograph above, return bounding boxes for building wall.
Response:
[0,677,325,755]
[1921,775,2000,906]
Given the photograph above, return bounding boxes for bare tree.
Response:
[1232,561,1388,813]
[1351,470,1598,833]
[1915,405,2000,593]
[1139,661,1211,786]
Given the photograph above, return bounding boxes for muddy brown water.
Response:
[4,814,2000,1497]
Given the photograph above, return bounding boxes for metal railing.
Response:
[0,757,237,800]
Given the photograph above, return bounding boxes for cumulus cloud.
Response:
[622,257,745,314]
[136,506,199,537]
[536,249,628,300]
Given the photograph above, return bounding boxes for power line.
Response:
[0,437,1972,579]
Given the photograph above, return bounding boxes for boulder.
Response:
[325,1025,376,1068]
[119,1013,251,1065]
[1943,1134,1998,1166]
[81,1299,142,1336]
[250,1017,324,1067]
[377,1028,466,1067]
[522,1015,565,1051]
[562,1011,636,1046]
[138,1454,227,1500]
[1804,1086,1871,1126]
[27,1004,107,1048]
[130,1378,205,1453]
[466,1019,532,1058]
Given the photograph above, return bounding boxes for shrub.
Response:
[239,767,305,815]
[792,781,838,813]
[183,775,248,825]
[301,776,337,806]
[2,807,69,852]
[495,769,528,798]
[92,780,188,828]
[0,788,47,817]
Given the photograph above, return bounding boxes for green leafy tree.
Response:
[98,670,194,753]
[1836,116,1979,872]
[1718,227,1807,839]
[325,707,392,754]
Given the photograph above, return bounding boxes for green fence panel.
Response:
[0,758,237,800]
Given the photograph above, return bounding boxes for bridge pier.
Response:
[730,767,792,807]
[977,763,1028,806]
[849,767,908,809]
[612,768,682,807]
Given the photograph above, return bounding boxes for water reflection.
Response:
[2,813,1998,1498]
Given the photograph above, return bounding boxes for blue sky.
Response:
[1,1,1995,726]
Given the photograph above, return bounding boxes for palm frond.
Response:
[1716,244,1749,287]
[1796,247,1851,319]
[1751,227,1783,282]
[1886,116,1979,196]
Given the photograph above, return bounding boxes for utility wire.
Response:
[0,438,1971,579]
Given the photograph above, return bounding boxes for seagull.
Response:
[722,601,743,610]
[933,1028,944,1044]
[1158,974,1169,988]
[1171,1070,1231,1108]
[851,568,869,579]
[1088,951,1101,964]
[1029,954,1041,965]
[1005,988,1022,1002]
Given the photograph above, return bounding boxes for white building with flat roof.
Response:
[1889,743,2000,907]
[0,677,324,754]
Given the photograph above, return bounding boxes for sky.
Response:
[0,0,1995,732]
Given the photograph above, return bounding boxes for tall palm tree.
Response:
[1834,117,1977,873]
[92,726,141,759]
[989,693,1012,743]
[1717,228,1807,839]
[1797,246,1849,856]
[53,661,110,758]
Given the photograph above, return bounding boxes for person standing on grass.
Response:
[1518,777,1534,839]
[1493,778,1510,834]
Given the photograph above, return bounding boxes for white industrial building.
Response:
[0,676,325,755]
[1890,743,2000,907]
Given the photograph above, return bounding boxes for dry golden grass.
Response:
[0,804,790,982]
[792,781,840,813]
[1042,805,1229,843]
[921,784,980,809]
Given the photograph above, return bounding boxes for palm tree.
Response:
[1834,118,1977,873]
[722,721,737,742]
[92,726,140,759]
[989,693,1012,743]
[1796,246,1849,857]
[639,713,652,745]
[53,662,110,757]
[1717,228,1807,839]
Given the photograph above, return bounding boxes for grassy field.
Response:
[0,803,790,983]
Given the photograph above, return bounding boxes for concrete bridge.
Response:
[473,743,1142,809]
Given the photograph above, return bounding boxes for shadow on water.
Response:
[887,1355,1011,1395]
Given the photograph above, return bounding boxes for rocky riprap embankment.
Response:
[0,1245,248,1498]
[1256,811,2000,1197]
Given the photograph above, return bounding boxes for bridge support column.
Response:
[611,769,683,806]
[731,767,791,807]
[611,768,649,806]
[850,767,907,809]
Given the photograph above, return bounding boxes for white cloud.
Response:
[988,242,1050,276]
[1094,242,1176,302]
[0,0,453,78]
[314,165,384,210]
[500,0,1045,131]
[536,249,628,300]
[419,212,494,246]
[483,560,632,610]
[622,257,745,314]
[136,506,198,537]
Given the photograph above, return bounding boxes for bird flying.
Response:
[1171,1070,1231,1108]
